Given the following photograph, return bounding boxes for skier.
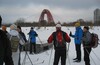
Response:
[17,25,27,65]
[48,23,71,65]
[2,25,7,33]
[28,27,38,54]
[69,22,83,62]
[9,24,23,65]
[82,26,92,65]
[17,25,27,51]
[2,25,10,38]
[0,15,2,23]
[0,15,14,65]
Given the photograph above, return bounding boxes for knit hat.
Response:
[84,26,89,30]
[75,22,80,27]
[2,25,7,31]
[56,24,61,28]
[10,24,17,30]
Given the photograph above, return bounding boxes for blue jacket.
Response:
[28,30,38,43]
[71,26,83,44]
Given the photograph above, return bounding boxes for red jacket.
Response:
[48,30,71,49]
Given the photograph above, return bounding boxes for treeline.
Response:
[4,21,100,27]
[3,18,100,27]
[14,20,100,27]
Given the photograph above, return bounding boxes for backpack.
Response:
[53,31,66,48]
[91,33,99,48]
[10,36,19,52]
[19,34,25,45]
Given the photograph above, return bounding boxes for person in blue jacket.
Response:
[69,22,83,62]
[28,27,38,54]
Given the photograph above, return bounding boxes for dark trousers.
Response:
[19,49,21,65]
[30,42,36,54]
[18,44,23,65]
[84,48,91,65]
[4,56,14,65]
[0,58,3,65]
[53,49,66,65]
[75,44,81,60]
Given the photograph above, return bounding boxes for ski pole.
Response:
[26,52,33,65]
[37,36,44,46]
[66,43,71,65]
[22,52,26,65]
[92,50,100,61]
[22,43,27,65]
[85,48,97,65]
[66,43,70,59]
[67,43,70,53]
[66,43,68,59]
[48,47,53,65]
[22,43,34,65]
[22,52,34,65]
[37,36,49,55]
[68,54,71,65]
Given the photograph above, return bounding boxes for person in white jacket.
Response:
[9,24,20,65]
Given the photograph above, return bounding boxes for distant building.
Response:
[94,9,100,24]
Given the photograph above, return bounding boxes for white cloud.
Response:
[0,4,50,23]
[49,7,95,22]
[0,1,99,24]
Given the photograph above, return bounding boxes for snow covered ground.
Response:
[7,26,100,65]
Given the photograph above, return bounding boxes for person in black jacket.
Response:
[0,15,2,26]
[1,25,10,38]
[17,25,27,65]
[0,15,14,65]
[82,26,92,65]
[17,25,27,51]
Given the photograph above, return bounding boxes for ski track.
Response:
[6,26,100,65]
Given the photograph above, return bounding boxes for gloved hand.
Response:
[69,31,72,36]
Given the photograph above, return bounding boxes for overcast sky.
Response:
[0,0,100,24]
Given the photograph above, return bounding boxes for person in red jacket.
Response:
[48,23,71,65]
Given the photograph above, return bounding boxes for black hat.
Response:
[84,26,89,30]
[0,15,2,26]
[17,25,21,30]
[31,27,33,29]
